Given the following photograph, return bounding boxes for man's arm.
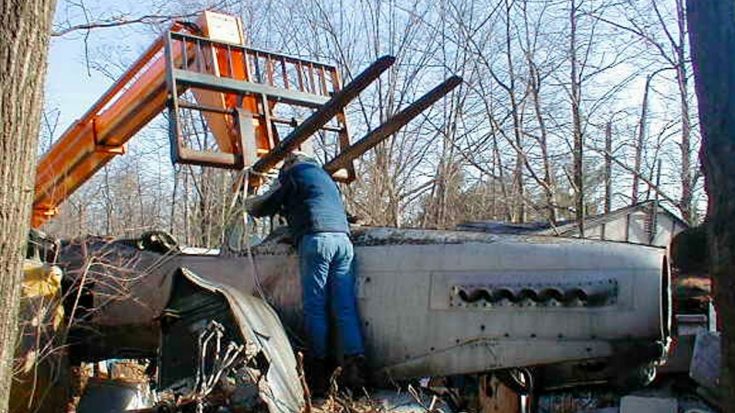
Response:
[246,171,291,217]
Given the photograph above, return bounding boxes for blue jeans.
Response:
[298,232,365,359]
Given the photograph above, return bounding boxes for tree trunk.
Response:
[0,0,56,411]
[492,133,512,222]
[604,122,612,214]
[570,0,584,236]
[529,61,556,225]
[675,0,694,224]
[633,74,653,205]
[686,1,735,410]
[503,0,525,223]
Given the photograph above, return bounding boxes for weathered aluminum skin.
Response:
[57,226,670,381]
[174,268,304,413]
[77,379,153,412]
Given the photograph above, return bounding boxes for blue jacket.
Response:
[249,160,350,242]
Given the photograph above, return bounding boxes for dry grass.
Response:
[297,352,383,413]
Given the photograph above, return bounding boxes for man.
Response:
[246,153,367,394]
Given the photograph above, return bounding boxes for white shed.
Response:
[538,201,689,248]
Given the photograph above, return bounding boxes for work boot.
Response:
[340,354,369,392]
[304,358,330,398]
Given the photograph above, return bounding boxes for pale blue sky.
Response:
[45,1,163,134]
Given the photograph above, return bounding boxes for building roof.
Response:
[457,220,559,235]
[539,200,688,236]
[458,200,688,236]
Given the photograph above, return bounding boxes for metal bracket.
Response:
[91,118,126,155]
[236,108,259,167]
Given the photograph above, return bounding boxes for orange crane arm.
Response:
[32,24,188,228]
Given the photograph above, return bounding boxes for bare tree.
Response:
[603,121,612,214]
[501,0,527,223]
[569,0,585,235]
[667,0,696,224]
[593,0,699,223]
[522,0,558,224]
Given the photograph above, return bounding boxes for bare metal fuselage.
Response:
[59,227,670,382]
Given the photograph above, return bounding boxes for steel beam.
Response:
[251,55,396,174]
[324,76,462,174]
[174,69,330,108]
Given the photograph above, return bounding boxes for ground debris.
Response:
[311,396,382,413]
[308,379,448,413]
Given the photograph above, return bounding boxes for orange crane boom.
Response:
[33,27,181,227]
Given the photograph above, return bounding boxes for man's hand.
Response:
[244,182,283,216]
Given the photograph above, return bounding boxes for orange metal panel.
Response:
[192,11,272,163]
[191,45,245,154]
